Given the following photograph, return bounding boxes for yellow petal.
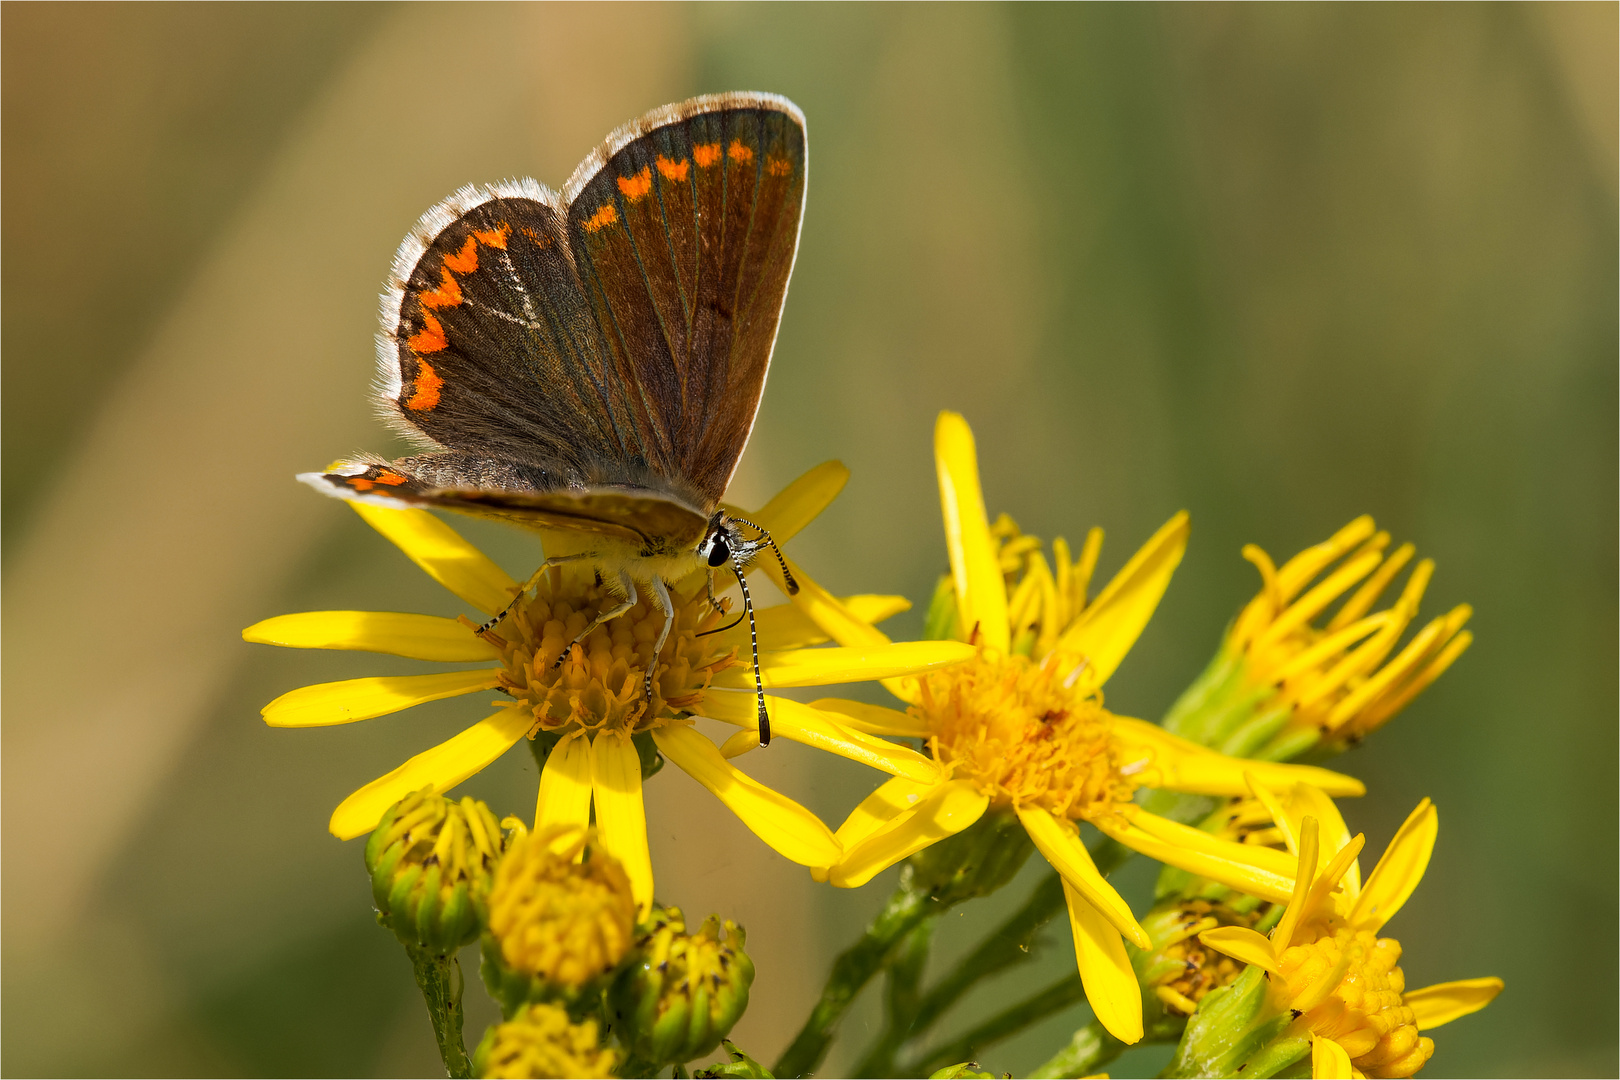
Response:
[808,697,932,737]
[1276,516,1377,601]
[834,776,939,850]
[1404,977,1504,1031]
[719,729,760,758]
[1092,812,1296,906]
[935,411,1008,652]
[1110,717,1365,798]
[329,704,531,839]
[1273,817,1321,952]
[1197,926,1280,975]
[725,460,849,544]
[1351,798,1436,931]
[535,732,593,833]
[1244,778,1357,894]
[591,730,653,916]
[243,611,499,661]
[351,502,517,615]
[653,725,840,867]
[711,641,975,689]
[1058,512,1188,686]
[779,555,892,647]
[1312,1035,1353,1080]
[830,778,987,888]
[755,595,912,650]
[1120,806,1298,880]
[1064,881,1143,1044]
[262,669,501,727]
[700,692,941,783]
[1016,805,1150,949]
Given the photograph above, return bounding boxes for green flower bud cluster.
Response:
[472,1002,620,1080]
[480,825,638,1016]
[365,788,510,956]
[611,907,755,1068]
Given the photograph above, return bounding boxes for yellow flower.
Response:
[1199,783,1503,1078]
[1165,517,1473,760]
[473,1002,619,1080]
[800,413,1367,1046]
[244,462,973,915]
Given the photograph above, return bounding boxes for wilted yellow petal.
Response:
[1351,798,1436,931]
[755,595,912,650]
[1197,926,1280,975]
[1311,1035,1353,1079]
[1064,881,1143,1044]
[1110,717,1365,798]
[935,412,1008,653]
[1405,977,1504,1030]
[535,732,592,834]
[725,460,848,544]
[262,669,500,727]
[701,692,940,783]
[591,730,653,916]
[1058,512,1189,686]
[1016,805,1149,949]
[830,779,987,888]
[808,697,932,737]
[711,640,975,689]
[1276,516,1376,601]
[653,725,840,867]
[243,611,499,661]
[329,704,531,839]
[351,503,517,615]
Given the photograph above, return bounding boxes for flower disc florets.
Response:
[914,648,1135,819]
[473,1002,619,1080]
[483,827,636,997]
[1277,926,1431,1078]
[483,566,738,739]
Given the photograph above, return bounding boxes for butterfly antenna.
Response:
[728,516,799,596]
[730,558,771,746]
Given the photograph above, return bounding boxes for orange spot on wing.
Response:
[693,143,722,167]
[617,166,653,202]
[727,139,754,164]
[418,268,463,311]
[348,477,376,492]
[442,236,479,274]
[519,226,551,247]
[656,155,690,182]
[406,358,444,411]
[374,470,409,486]
[408,311,448,353]
[582,203,619,232]
[472,222,510,249]
[767,156,793,177]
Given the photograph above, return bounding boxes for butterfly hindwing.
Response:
[566,94,807,505]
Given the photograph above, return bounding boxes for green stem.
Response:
[772,885,932,1078]
[1027,1017,1126,1079]
[851,918,934,1077]
[909,974,1086,1076]
[406,944,471,1079]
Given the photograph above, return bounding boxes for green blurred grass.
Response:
[3,4,1613,1076]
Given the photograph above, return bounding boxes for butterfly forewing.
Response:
[567,96,807,505]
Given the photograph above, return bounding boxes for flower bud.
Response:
[928,1065,997,1079]
[481,826,637,1015]
[904,807,1033,906]
[472,1002,619,1079]
[365,788,509,955]
[1135,899,1268,1020]
[611,907,755,1067]
[693,1040,771,1078]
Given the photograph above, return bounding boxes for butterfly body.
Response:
[300,93,807,742]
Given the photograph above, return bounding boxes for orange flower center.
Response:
[1277,926,1433,1079]
[478,567,738,738]
[913,649,1136,819]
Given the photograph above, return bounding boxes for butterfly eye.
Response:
[707,536,731,567]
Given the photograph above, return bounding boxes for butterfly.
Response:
[300,92,807,745]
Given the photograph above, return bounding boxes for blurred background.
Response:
[3,3,1614,1076]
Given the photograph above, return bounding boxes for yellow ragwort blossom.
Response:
[1166,517,1473,760]
[785,413,1367,1046]
[1199,782,1503,1078]
[244,462,973,914]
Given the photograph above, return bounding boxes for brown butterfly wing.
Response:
[565,93,807,506]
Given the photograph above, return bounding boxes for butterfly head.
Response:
[700,512,798,595]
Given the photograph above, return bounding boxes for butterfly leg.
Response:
[552,569,637,668]
[642,576,675,708]
[478,553,590,634]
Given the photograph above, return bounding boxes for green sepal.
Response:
[1162,966,1305,1079]
[928,1064,997,1079]
[694,1040,773,1078]
[633,730,665,780]
[922,573,960,641]
[905,807,1033,907]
